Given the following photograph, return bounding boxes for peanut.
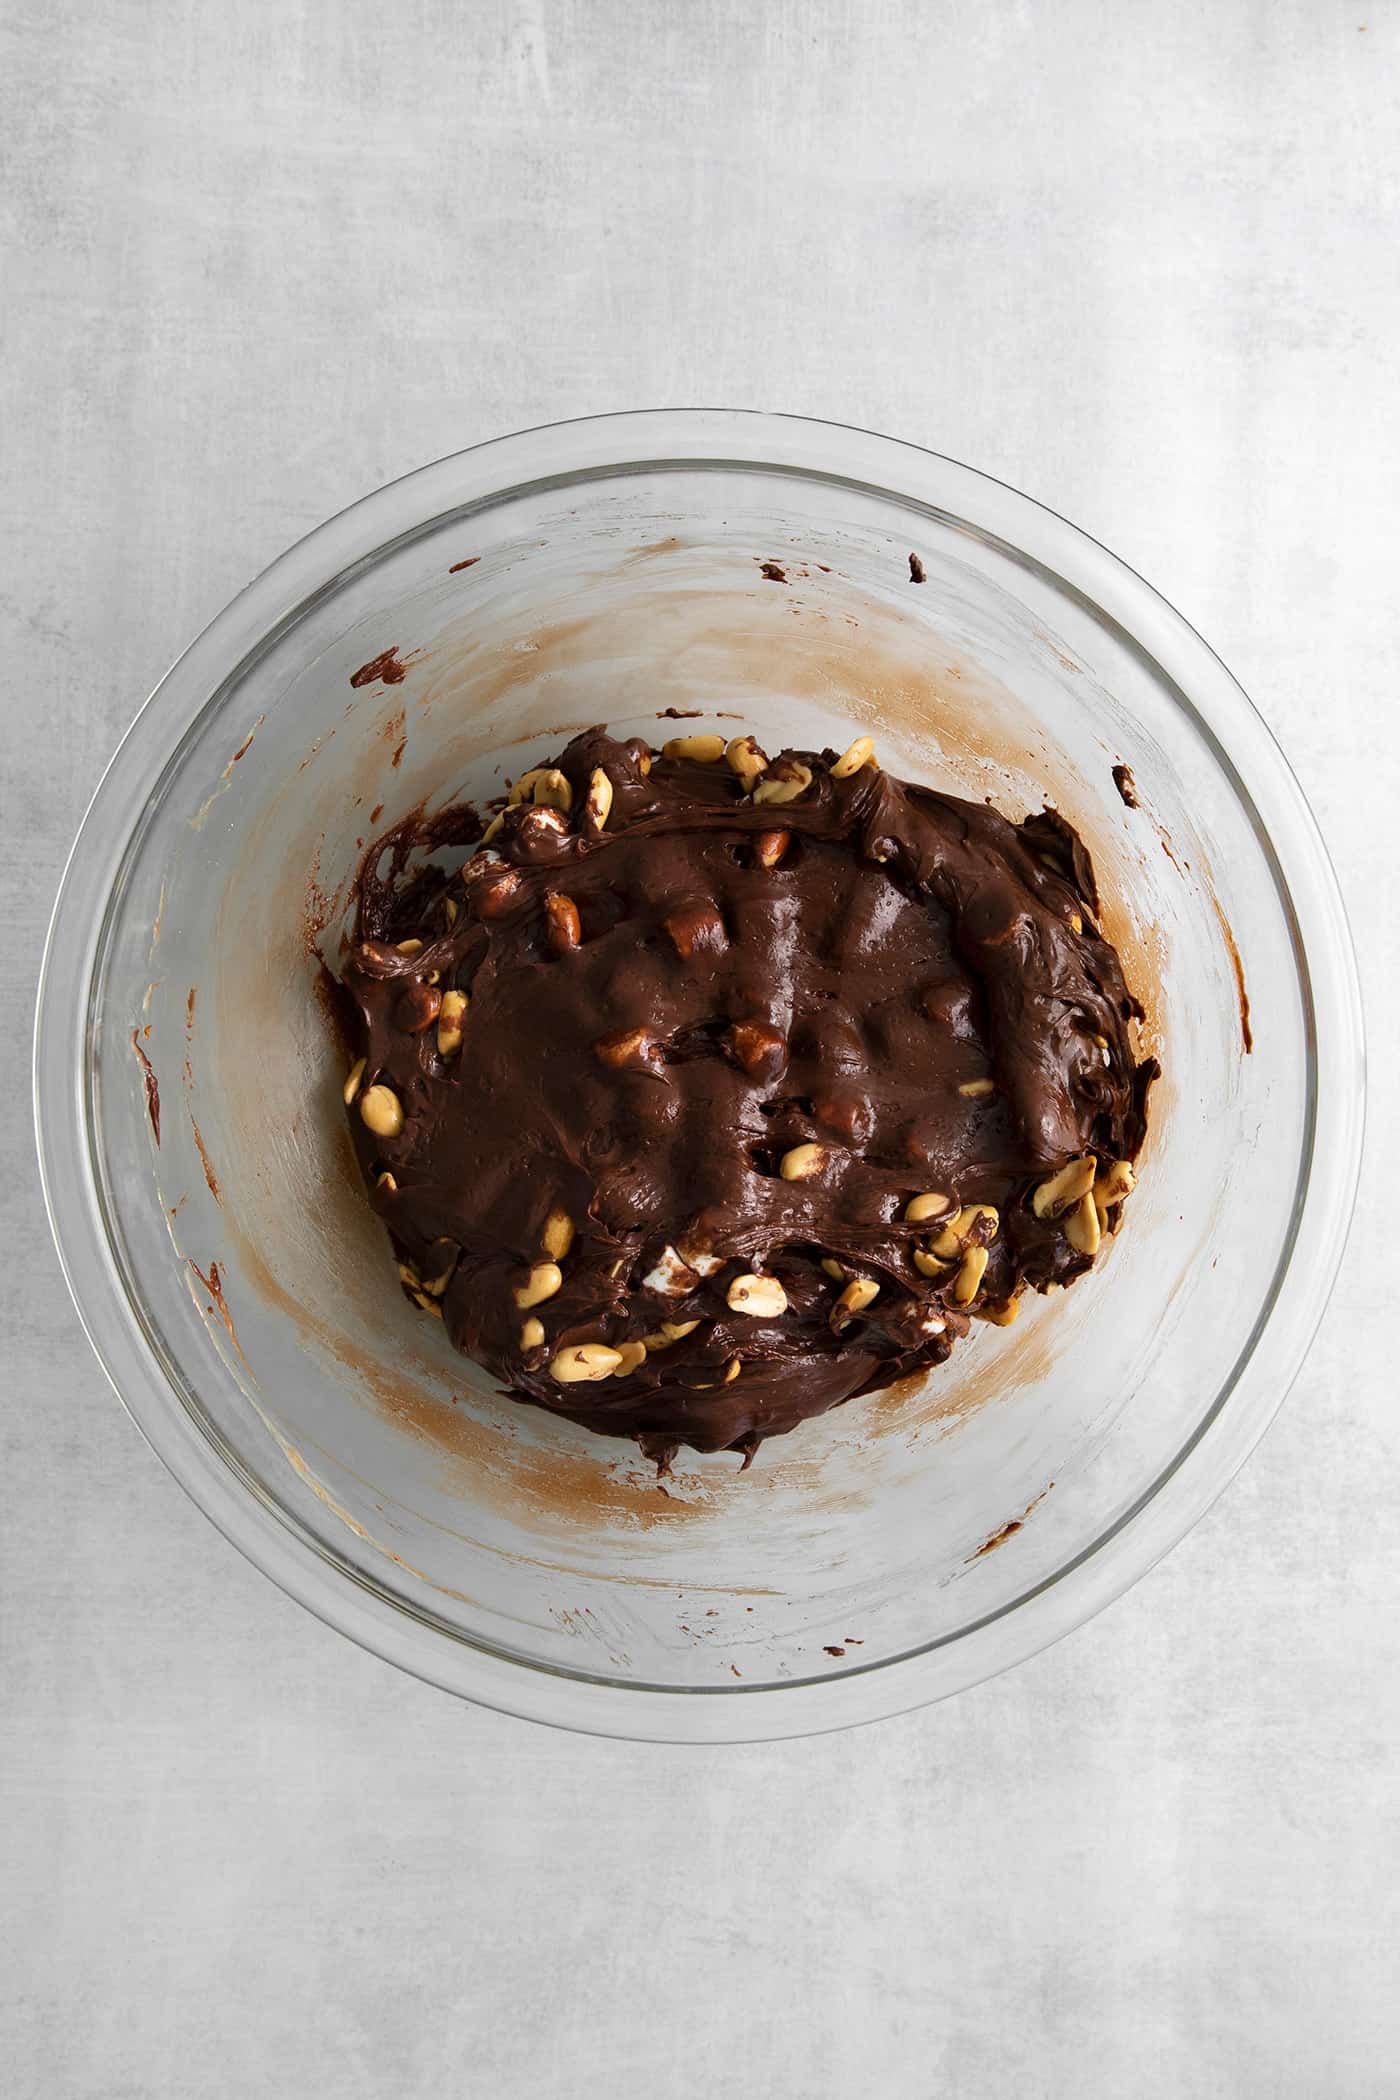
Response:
[904,1191,952,1224]
[584,767,614,831]
[830,734,876,779]
[726,734,768,789]
[752,760,813,807]
[594,1026,660,1070]
[929,1204,999,1260]
[727,1273,788,1318]
[359,1084,404,1138]
[1063,1191,1101,1257]
[544,893,582,953]
[514,1261,563,1309]
[1032,1156,1096,1221]
[726,1018,788,1081]
[662,733,725,763]
[549,1344,623,1383]
[436,988,468,1058]
[952,1245,989,1305]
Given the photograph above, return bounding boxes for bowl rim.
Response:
[33,407,1366,1741]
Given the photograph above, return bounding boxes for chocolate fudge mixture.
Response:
[338,727,1155,1468]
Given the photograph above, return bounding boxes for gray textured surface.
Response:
[3,3,1397,2094]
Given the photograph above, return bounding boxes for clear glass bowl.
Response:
[35,411,1363,1741]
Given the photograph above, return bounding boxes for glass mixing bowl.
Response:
[35,411,1363,1741]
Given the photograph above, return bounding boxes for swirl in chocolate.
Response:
[338,729,1155,1468]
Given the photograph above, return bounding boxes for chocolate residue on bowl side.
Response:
[1214,900,1254,1054]
[908,552,926,584]
[1112,762,1139,809]
[350,647,410,689]
[189,1115,221,1202]
[971,1485,1051,1558]
[448,557,480,574]
[758,561,787,583]
[188,1257,244,1361]
[130,1030,160,1145]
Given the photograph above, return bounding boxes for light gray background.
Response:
[3,3,1397,2094]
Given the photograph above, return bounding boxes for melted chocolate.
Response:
[339,730,1155,1466]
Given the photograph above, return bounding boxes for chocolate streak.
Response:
[339,730,1155,1466]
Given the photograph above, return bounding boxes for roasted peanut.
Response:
[779,1143,825,1182]
[752,760,813,807]
[342,1056,366,1105]
[437,988,468,1057]
[532,767,573,812]
[550,1344,623,1383]
[395,982,442,1033]
[544,893,582,953]
[359,1084,404,1138]
[959,1077,996,1099]
[376,1171,397,1192]
[725,1018,788,1082]
[1097,1158,1136,1206]
[594,1026,660,1070]
[480,812,505,846]
[660,1319,700,1342]
[813,1093,872,1144]
[722,1356,741,1384]
[952,1245,989,1305]
[514,1261,563,1309]
[912,1248,950,1278]
[541,1209,575,1261]
[726,734,768,789]
[584,767,614,831]
[929,1204,999,1260]
[508,767,548,805]
[662,733,725,763]
[612,1341,648,1376]
[977,1296,1021,1327]
[837,1277,880,1318]
[821,1257,848,1281]
[830,734,876,779]
[1063,1191,1101,1257]
[752,829,790,869]
[904,1191,953,1224]
[1032,1156,1096,1220]
[394,938,424,957]
[476,868,522,919]
[727,1273,788,1318]
[663,900,728,960]
[520,1317,546,1350]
